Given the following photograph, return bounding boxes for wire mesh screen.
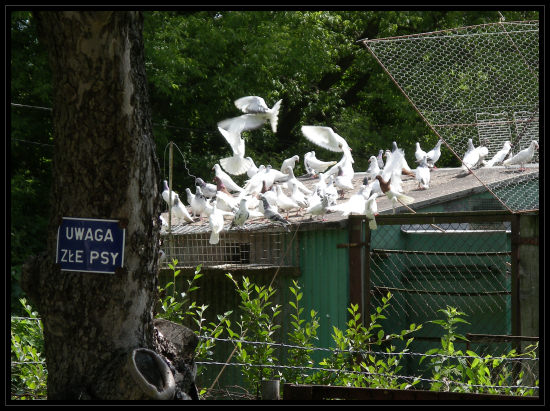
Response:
[361,20,539,212]
[366,214,522,379]
[161,228,298,270]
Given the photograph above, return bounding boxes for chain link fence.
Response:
[360,20,539,212]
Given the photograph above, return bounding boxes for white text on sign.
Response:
[59,249,119,265]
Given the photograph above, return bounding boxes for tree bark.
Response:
[22,11,168,400]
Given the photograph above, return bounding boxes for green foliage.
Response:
[283,280,320,385]
[11,298,47,400]
[420,306,539,395]
[225,274,282,396]
[310,292,421,390]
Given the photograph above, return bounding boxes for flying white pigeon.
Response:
[281,155,300,174]
[415,155,431,190]
[503,140,539,171]
[171,194,194,223]
[366,156,380,180]
[217,126,253,176]
[161,180,177,207]
[414,142,428,164]
[426,140,443,168]
[230,198,250,229]
[364,193,379,230]
[380,148,407,194]
[304,151,337,177]
[213,163,244,193]
[301,125,351,153]
[484,141,512,167]
[221,96,283,133]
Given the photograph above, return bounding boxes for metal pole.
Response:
[169,142,174,268]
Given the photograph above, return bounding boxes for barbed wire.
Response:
[197,335,538,362]
[195,360,539,392]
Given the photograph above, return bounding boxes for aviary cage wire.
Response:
[360,20,539,213]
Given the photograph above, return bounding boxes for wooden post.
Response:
[517,212,539,386]
[364,220,372,324]
[348,217,363,322]
[261,380,280,400]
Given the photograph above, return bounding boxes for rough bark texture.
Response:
[21,11,175,400]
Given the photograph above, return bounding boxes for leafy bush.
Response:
[10,298,47,400]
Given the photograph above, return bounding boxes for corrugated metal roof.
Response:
[160,166,538,236]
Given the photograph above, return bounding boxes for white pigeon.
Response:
[281,155,300,173]
[364,193,379,230]
[414,142,428,164]
[334,166,354,198]
[415,155,431,190]
[426,140,443,168]
[263,165,289,189]
[375,174,415,214]
[304,151,337,176]
[285,166,313,196]
[261,182,279,210]
[275,184,300,217]
[484,141,512,167]
[306,194,330,221]
[171,194,194,223]
[326,142,355,178]
[327,184,370,217]
[324,175,339,206]
[503,140,539,171]
[190,186,207,218]
[185,188,195,207]
[205,200,225,245]
[230,198,250,229]
[290,182,309,209]
[161,180,177,207]
[462,140,488,172]
[366,156,380,180]
[380,149,407,194]
[301,125,351,153]
[246,157,259,178]
[217,126,253,176]
[221,96,283,133]
[159,215,168,227]
[215,190,239,213]
[213,163,244,193]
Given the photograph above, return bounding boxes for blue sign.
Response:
[56,217,125,274]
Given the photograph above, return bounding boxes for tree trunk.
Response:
[21,11,174,400]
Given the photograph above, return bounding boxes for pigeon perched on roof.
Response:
[377,150,385,169]
[364,193,379,230]
[185,187,195,207]
[189,186,207,218]
[280,155,300,174]
[306,194,330,221]
[375,174,414,214]
[503,140,538,171]
[426,140,443,168]
[290,182,309,210]
[204,200,226,245]
[171,194,194,223]
[414,142,428,164]
[219,96,283,133]
[246,157,260,178]
[230,198,250,229]
[259,194,290,231]
[461,139,488,172]
[195,177,217,198]
[216,126,253,176]
[380,148,407,194]
[213,163,244,193]
[415,155,431,190]
[327,184,371,217]
[275,184,300,217]
[304,151,337,177]
[391,141,398,152]
[484,141,512,167]
[301,125,351,153]
[161,180,177,207]
[334,166,354,198]
[285,166,313,196]
[366,156,380,180]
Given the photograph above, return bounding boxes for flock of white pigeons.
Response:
[160,95,539,245]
